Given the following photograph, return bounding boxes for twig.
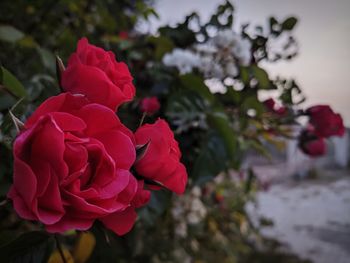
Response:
[54,235,67,263]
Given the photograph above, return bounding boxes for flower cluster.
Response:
[162,30,251,79]
[8,38,187,235]
[299,105,345,157]
[171,186,207,238]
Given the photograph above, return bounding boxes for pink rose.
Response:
[62,38,135,111]
[7,93,149,235]
[307,105,345,138]
[134,119,188,194]
[139,97,161,115]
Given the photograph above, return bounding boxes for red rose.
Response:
[298,128,326,157]
[134,119,187,194]
[7,93,149,235]
[62,38,135,111]
[119,31,129,40]
[307,105,345,137]
[263,98,286,116]
[139,97,160,115]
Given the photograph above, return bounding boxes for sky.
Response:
[145,0,350,125]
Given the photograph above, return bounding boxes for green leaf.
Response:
[148,36,174,60]
[251,65,271,89]
[207,111,237,160]
[192,132,228,185]
[166,91,208,133]
[0,231,53,263]
[242,96,265,116]
[0,67,27,98]
[180,74,215,103]
[239,66,250,85]
[0,25,25,43]
[282,17,298,31]
[36,47,56,74]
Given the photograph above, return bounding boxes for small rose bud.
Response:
[263,98,287,116]
[119,31,129,40]
[139,97,160,115]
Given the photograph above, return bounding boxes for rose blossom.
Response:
[62,38,135,111]
[306,105,345,137]
[263,98,286,116]
[139,97,160,115]
[7,93,149,235]
[298,128,326,157]
[134,119,188,194]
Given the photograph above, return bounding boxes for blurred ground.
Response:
[247,168,350,263]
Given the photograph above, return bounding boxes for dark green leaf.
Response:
[148,36,174,60]
[0,25,25,43]
[282,17,298,31]
[251,65,271,89]
[0,67,27,98]
[192,132,228,185]
[0,231,53,263]
[180,74,215,103]
[36,47,56,74]
[207,111,237,160]
[242,96,265,116]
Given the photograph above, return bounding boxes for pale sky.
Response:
[146,0,350,125]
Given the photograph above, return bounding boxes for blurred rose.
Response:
[118,31,129,40]
[263,98,287,116]
[298,128,326,157]
[7,93,149,235]
[139,97,160,115]
[307,105,345,137]
[134,119,187,194]
[62,38,135,111]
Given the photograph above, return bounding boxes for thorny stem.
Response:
[55,235,67,263]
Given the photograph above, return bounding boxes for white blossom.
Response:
[162,48,201,75]
[212,29,252,66]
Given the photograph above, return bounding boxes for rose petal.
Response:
[100,207,137,235]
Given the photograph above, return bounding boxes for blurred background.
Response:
[144,1,350,262]
[145,0,350,125]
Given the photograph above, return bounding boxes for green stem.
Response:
[54,235,67,263]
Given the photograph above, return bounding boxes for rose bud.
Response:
[139,97,161,115]
[298,128,326,157]
[263,98,287,116]
[134,119,188,194]
[62,38,135,111]
[118,31,129,40]
[306,105,345,138]
[7,93,149,235]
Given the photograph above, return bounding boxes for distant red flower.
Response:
[119,31,129,40]
[263,98,286,116]
[298,128,326,157]
[139,97,161,115]
[306,105,345,138]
